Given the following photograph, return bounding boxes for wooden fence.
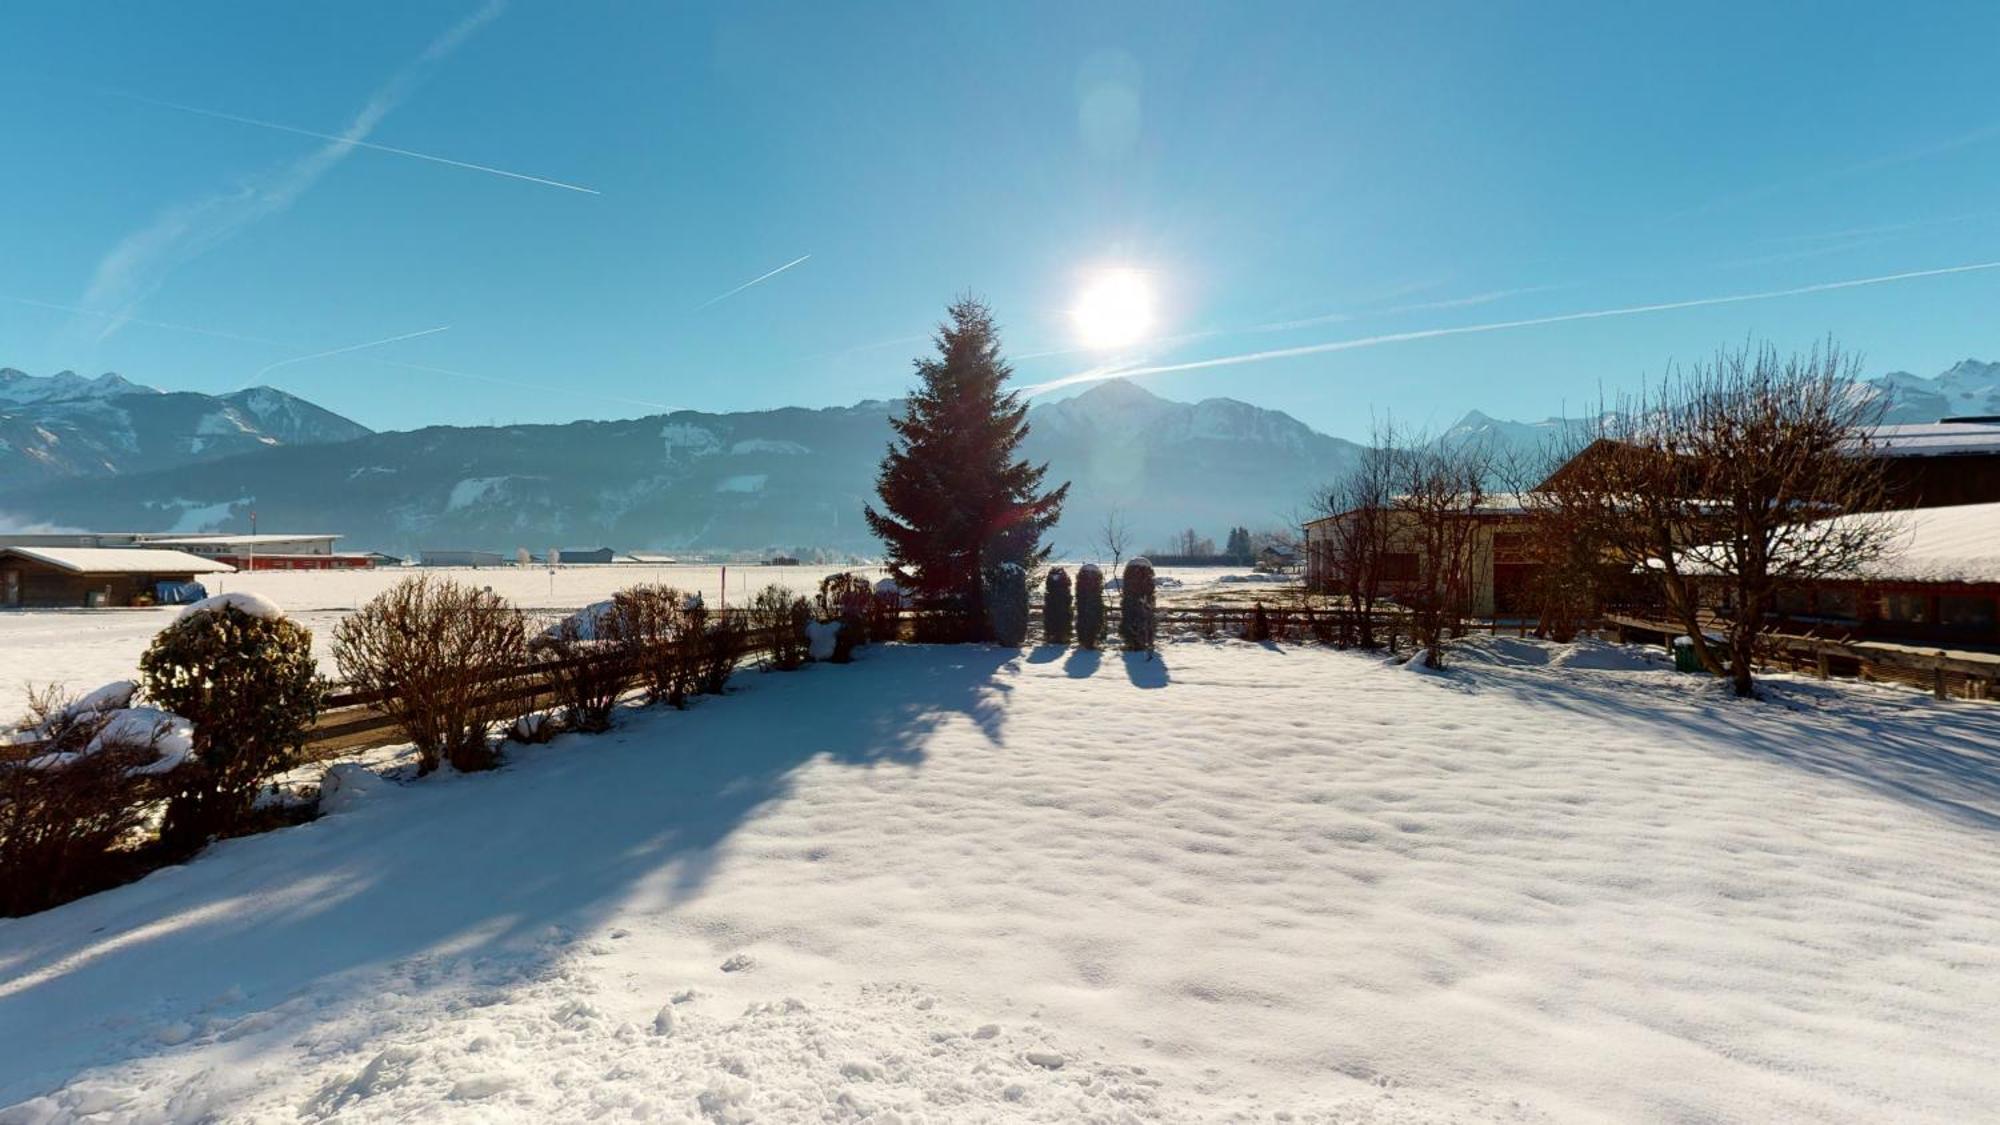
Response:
[1605,612,2000,701]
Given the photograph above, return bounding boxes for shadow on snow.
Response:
[0,643,1016,1104]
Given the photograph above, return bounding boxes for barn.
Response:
[0,547,234,609]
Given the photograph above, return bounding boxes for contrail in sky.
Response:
[111,92,601,196]
[251,325,453,381]
[1020,259,2000,397]
[695,254,811,311]
[1,292,290,347]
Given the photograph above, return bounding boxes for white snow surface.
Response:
[174,591,284,624]
[2,639,1998,1122]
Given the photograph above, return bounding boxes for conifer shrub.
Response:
[750,585,809,671]
[1119,558,1157,652]
[1076,563,1105,650]
[1042,567,1073,646]
[145,598,322,847]
[987,563,1029,647]
[334,576,521,775]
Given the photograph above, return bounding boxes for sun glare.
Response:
[1071,267,1156,351]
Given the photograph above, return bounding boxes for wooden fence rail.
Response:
[1604,612,1999,701]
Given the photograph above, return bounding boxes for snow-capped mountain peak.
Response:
[0,368,156,406]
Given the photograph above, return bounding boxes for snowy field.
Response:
[3,637,1998,1122]
[0,564,1258,707]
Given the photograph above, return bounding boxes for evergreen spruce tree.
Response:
[865,298,1068,639]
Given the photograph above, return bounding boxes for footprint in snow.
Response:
[720,954,754,973]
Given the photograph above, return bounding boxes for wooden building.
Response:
[0,547,234,609]
[1303,496,1536,617]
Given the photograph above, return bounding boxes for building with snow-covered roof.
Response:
[1303,494,1541,617]
[0,547,232,609]
[1704,502,2000,649]
[0,531,371,571]
[1863,418,2000,509]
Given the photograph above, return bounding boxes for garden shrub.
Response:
[1076,564,1105,650]
[531,602,630,733]
[749,585,809,671]
[1246,601,1272,643]
[612,585,702,708]
[698,611,748,696]
[0,686,187,915]
[869,580,905,643]
[333,576,523,775]
[145,596,322,848]
[817,573,874,647]
[986,563,1029,647]
[1119,558,1157,652]
[1042,567,1073,646]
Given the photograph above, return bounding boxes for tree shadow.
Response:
[0,645,1017,1104]
[1459,657,2000,833]
[1025,644,1065,666]
[1063,648,1102,678]
[1122,650,1170,689]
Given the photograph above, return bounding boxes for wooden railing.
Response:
[1604,612,1999,701]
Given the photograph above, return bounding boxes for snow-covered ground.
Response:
[0,565,1260,707]
[3,637,1998,1122]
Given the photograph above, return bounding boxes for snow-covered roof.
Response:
[138,533,340,546]
[1803,502,2000,585]
[0,546,235,575]
[1860,420,2000,458]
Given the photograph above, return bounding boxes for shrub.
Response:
[1246,601,1272,643]
[869,581,904,643]
[1042,568,1073,646]
[613,585,700,708]
[532,602,630,733]
[749,585,809,671]
[1119,558,1156,652]
[817,573,874,647]
[0,687,186,915]
[145,598,322,849]
[333,576,523,775]
[1076,564,1105,650]
[698,611,748,696]
[987,563,1029,647]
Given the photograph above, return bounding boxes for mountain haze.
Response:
[0,380,1360,553]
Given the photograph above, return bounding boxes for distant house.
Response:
[1303,495,1536,617]
[135,533,373,571]
[0,531,371,571]
[420,549,508,568]
[0,547,233,609]
[557,547,618,565]
[625,551,680,565]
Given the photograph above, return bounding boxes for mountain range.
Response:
[0,359,1992,555]
[0,369,370,492]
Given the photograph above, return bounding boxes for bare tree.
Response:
[1675,342,1891,696]
[1311,424,1401,648]
[1547,341,1891,697]
[1099,508,1132,571]
[1394,439,1493,668]
[1497,443,1611,642]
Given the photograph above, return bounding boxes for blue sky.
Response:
[2,1,1998,441]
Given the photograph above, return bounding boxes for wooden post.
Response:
[1814,653,1830,680]
[1933,655,1948,701]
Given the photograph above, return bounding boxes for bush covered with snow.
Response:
[1043,567,1073,646]
[0,684,191,915]
[806,619,842,662]
[986,563,1029,647]
[1075,564,1105,650]
[334,576,522,775]
[532,604,632,734]
[1119,558,1156,652]
[143,597,322,851]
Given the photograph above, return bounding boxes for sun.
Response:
[1071,267,1156,351]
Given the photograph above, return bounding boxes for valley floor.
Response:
[2,639,1997,1122]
